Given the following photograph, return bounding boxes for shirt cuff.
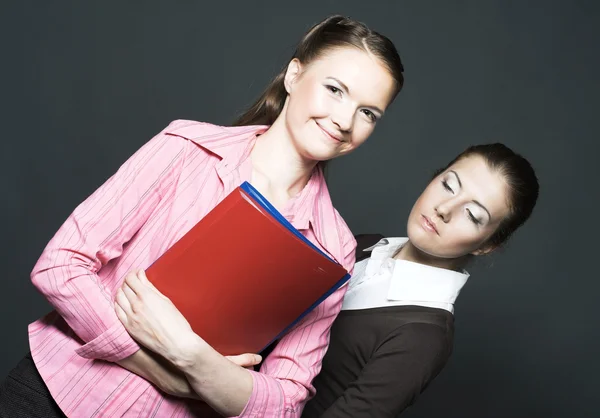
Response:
[237,370,287,418]
[74,321,140,362]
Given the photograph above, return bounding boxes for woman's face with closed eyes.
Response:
[406,155,512,259]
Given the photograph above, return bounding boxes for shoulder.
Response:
[161,119,269,154]
[163,119,268,138]
[385,321,454,361]
[354,233,386,262]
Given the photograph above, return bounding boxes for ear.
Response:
[284,58,302,94]
[470,243,498,256]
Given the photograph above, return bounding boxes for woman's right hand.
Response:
[117,348,262,400]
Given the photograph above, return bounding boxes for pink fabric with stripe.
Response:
[29,120,356,417]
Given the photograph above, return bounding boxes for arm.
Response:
[172,286,349,417]
[117,271,351,416]
[319,323,452,418]
[117,346,198,399]
[117,235,357,417]
[117,346,262,399]
[178,235,357,417]
[30,122,187,364]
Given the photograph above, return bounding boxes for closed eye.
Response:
[467,209,481,225]
[442,180,454,194]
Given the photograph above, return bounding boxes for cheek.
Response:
[408,217,484,258]
[352,121,375,146]
[443,225,489,254]
[291,83,328,118]
[410,188,433,214]
[339,126,373,154]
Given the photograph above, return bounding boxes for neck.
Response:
[393,240,467,272]
[249,115,318,204]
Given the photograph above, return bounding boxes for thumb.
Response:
[226,353,262,368]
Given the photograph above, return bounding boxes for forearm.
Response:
[170,336,253,416]
[30,129,187,362]
[118,347,200,400]
[116,268,352,416]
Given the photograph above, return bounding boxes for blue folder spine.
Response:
[260,272,351,353]
[239,181,351,351]
[240,181,336,262]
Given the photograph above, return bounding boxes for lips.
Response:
[316,122,343,143]
[421,215,439,235]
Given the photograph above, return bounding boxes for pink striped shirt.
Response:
[28,120,356,417]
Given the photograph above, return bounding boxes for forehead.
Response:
[306,47,396,110]
[449,155,511,221]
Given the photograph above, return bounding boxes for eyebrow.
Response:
[449,170,492,221]
[325,77,385,115]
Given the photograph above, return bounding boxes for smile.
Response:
[315,121,343,143]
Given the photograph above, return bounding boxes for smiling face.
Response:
[406,155,512,260]
[281,46,397,162]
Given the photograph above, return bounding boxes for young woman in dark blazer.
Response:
[303,143,539,417]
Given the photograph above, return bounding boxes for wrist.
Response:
[168,333,210,371]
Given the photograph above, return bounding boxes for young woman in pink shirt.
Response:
[0,15,404,418]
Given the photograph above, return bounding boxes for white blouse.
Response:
[342,237,470,313]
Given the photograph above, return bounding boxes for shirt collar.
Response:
[365,237,470,307]
[164,120,345,264]
[284,166,325,230]
[165,120,269,174]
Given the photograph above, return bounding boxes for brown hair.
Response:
[234,15,404,126]
[434,143,539,249]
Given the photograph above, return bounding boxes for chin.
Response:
[300,150,331,163]
[411,238,466,261]
[406,219,424,242]
[303,143,342,162]
[407,225,443,259]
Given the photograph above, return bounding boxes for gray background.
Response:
[1,1,598,417]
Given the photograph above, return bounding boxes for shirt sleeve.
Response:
[30,122,188,363]
[319,323,452,418]
[237,229,357,417]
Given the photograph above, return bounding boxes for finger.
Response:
[137,269,158,291]
[137,269,151,285]
[114,302,128,326]
[239,353,262,366]
[115,288,132,314]
[124,270,144,294]
[121,282,137,301]
[226,353,262,368]
[138,270,169,300]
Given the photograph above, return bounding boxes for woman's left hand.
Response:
[115,269,202,364]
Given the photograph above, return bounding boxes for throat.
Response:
[249,168,307,212]
[393,241,464,272]
[249,132,315,203]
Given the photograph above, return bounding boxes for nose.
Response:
[435,200,454,223]
[331,104,354,133]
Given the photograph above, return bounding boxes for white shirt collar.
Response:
[342,237,470,313]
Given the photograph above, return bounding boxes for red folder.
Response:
[145,182,349,356]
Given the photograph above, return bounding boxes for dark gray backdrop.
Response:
[2,1,598,417]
